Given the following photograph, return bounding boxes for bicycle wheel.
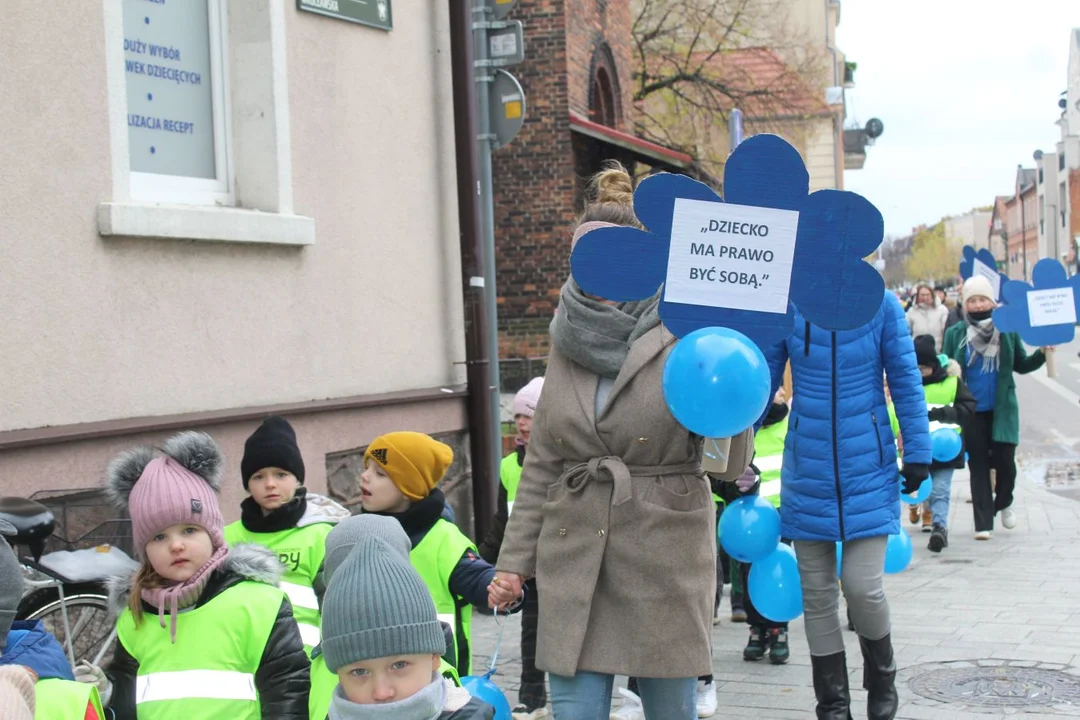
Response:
[19,583,115,665]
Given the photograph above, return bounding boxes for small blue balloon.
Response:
[461,675,511,720]
[930,428,962,463]
[748,544,803,622]
[899,478,932,505]
[884,531,913,574]
[662,326,771,438]
[719,495,781,563]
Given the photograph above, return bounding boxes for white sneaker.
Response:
[610,688,645,720]
[696,680,718,717]
[975,530,992,541]
[512,706,549,720]
[1001,507,1017,529]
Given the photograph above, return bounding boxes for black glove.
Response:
[899,463,930,494]
[927,407,945,422]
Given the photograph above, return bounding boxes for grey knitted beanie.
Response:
[321,535,445,672]
[0,520,22,649]
[323,513,411,584]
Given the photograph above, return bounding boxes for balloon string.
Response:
[486,609,507,679]
[704,438,727,462]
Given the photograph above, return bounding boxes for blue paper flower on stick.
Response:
[570,134,886,347]
[958,246,1007,301]
[993,258,1080,347]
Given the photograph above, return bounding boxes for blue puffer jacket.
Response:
[1,620,75,681]
[763,293,931,542]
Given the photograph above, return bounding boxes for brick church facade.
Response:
[492,0,692,390]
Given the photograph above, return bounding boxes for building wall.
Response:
[566,0,633,132]
[944,211,992,251]
[806,117,839,191]
[491,0,577,364]
[0,1,467,497]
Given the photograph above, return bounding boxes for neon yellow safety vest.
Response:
[500,453,522,516]
[410,519,478,677]
[116,580,285,720]
[224,520,333,654]
[35,678,103,720]
[888,376,961,438]
[753,416,787,508]
[308,651,460,720]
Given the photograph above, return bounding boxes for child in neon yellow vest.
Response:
[0,525,105,720]
[321,535,494,718]
[359,432,523,677]
[308,514,463,720]
[98,431,311,719]
[889,335,976,552]
[224,416,350,655]
[477,377,548,718]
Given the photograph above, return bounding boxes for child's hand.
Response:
[488,571,523,611]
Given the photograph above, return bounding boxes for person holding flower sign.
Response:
[941,276,1047,540]
[487,163,754,720]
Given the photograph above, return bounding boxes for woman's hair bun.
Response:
[592,161,634,207]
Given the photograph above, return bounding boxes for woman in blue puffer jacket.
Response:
[762,291,931,720]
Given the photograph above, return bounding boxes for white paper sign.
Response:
[1027,287,1077,327]
[972,258,1001,301]
[664,199,798,314]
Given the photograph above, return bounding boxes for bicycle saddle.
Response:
[0,497,55,560]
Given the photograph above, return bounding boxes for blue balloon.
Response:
[899,478,932,505]
[931,428,962,462]
[662,327,771,438]
[461,675,511,720]
[748,544,803,622]
[719,495,781,563]
[884,531,913,574]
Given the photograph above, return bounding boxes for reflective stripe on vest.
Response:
[117,580,283,720]
[754,416,787,508]
[410,519,478,677]
[137,670,257,704]
[223,520,333,654]
[754,455,783,474]
[35,678,104,720]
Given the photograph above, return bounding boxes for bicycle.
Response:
[3,493,134,668]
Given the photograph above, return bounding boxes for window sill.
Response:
[97,202,315,246]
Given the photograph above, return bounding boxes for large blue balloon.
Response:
[748,544,804,622]
[931,428,962,463]
[662,326,771,438]
[884,531,913,574]
[899,478,932,505]
[719,495,782,563]
[461,675,511,720]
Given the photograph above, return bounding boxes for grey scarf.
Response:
[963,318,1001,372]
[549,278,661,377]
[328,674,446,720]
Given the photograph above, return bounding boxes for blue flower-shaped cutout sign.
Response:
[570,134,886,348]
[959,246,1007,302]
[993,258,1080,347]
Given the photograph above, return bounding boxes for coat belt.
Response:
[561,457,703,507]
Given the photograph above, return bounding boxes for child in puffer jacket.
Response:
[320,534,494,719]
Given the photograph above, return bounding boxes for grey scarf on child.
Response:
[328,674,445,720]
[549,278,661,378]
[963,318,1001,372]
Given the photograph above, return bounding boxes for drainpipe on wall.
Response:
[449,0,497,540]
[825,0,842,189]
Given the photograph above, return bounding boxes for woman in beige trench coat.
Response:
[487,164,754,720]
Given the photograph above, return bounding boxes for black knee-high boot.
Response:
[810,652,853,720]
[859,633,898,720]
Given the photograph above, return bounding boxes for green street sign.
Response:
[297,0,391,31]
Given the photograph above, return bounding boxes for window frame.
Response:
[127,0,234,206]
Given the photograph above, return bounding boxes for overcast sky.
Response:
[838,1,1080,237]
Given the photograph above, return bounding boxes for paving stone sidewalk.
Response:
[471,467,1080,718]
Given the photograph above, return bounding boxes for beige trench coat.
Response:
[496,324,755,678]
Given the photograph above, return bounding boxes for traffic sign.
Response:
[488,21,524,67]
[489,0,518,21]
[489,70,525,149]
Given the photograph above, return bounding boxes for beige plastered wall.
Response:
[0,1,467,499]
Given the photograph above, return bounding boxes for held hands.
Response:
[487,571,524,611]
[899,463,930,495]
[74,660,113,706]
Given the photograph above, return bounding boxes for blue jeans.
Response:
[549,671,697,719]
[929,467,954,528]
